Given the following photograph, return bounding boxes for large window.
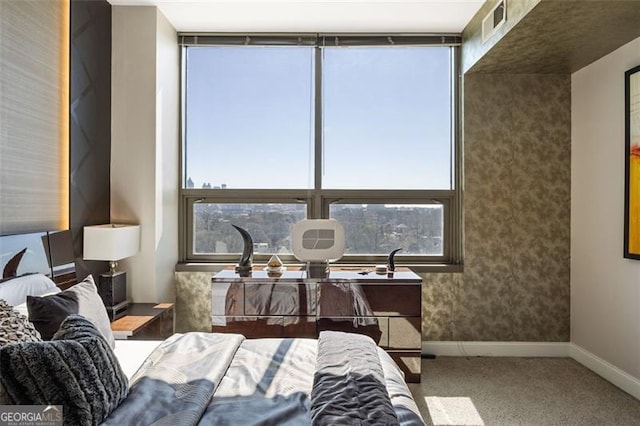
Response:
[180,34,461,267]
[184,47,314,189]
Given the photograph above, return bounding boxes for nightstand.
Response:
[110,303,174,340]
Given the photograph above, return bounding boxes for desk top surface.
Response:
[212,267,421,283]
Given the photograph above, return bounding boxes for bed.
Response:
[0,231,425,425]
[109,332,424,425]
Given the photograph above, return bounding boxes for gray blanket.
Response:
[311,331,400,426]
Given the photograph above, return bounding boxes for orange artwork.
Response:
[630,146,640,254]
[626,65,640,258]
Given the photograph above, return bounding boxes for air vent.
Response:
[482,0,507,44]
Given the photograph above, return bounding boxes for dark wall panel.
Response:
[70,0,111,280]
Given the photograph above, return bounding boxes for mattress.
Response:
[113,339,162,379]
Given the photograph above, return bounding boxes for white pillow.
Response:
[0,274,60,306]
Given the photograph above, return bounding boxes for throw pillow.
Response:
[27,275,115,348]
[0,273,60,307]
[0,299,42,405]
[11,289,60,318]
[0,299,41,348]
[0,315,128,425]
[26,291,79,340]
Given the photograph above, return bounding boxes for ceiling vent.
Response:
[482,0,507,44]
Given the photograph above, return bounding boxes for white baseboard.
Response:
[569,343,640,400]
[422,341,570,357]
[421,341,640,400]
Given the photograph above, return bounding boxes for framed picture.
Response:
[625,64,640,259]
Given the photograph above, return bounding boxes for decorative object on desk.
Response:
[231,224,253,276]
[265,254,286,277]
[387,248,403,272]
[374,264,388,275]
[291,219,344,278]
[266,268,285,278]
[83,224,140,320]
[267,254,283,269]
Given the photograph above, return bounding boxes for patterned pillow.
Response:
[0,299,41,404]
[0,299,41,348]
[0,315,128,425]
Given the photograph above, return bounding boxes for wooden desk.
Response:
[110,303,174,340]
[212,268,422,382]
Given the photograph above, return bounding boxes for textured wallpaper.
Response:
[461,0,541,73]
[464,1,640,74]
[175,272,213,333]
[0,1,69,235]
[422,73,571,342]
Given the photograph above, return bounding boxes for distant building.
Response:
[253,242,269,252]
[395,224,409,234]
[186,177,194,188]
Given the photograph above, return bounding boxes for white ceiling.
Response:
[107,0,485,33]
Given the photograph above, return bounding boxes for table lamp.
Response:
[83,224,140,320]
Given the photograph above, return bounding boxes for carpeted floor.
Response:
[408,357,640,426]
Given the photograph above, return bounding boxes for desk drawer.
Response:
[362,284,421,316]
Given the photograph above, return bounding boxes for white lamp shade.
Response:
[83,224,140,261]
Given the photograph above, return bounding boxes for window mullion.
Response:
[313,46,323,219]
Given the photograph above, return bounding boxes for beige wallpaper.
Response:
[422,73,571,342]
[175,272,212,333]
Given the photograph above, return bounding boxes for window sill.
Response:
[174,262,463,274]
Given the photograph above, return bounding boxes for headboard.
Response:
[0,230,77,289]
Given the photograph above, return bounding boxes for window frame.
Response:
[323,190,453,264]
[179,34,463,270]
[182,189,314,264]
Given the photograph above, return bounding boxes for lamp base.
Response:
[98,272,128,321]
[106,300,129,322]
